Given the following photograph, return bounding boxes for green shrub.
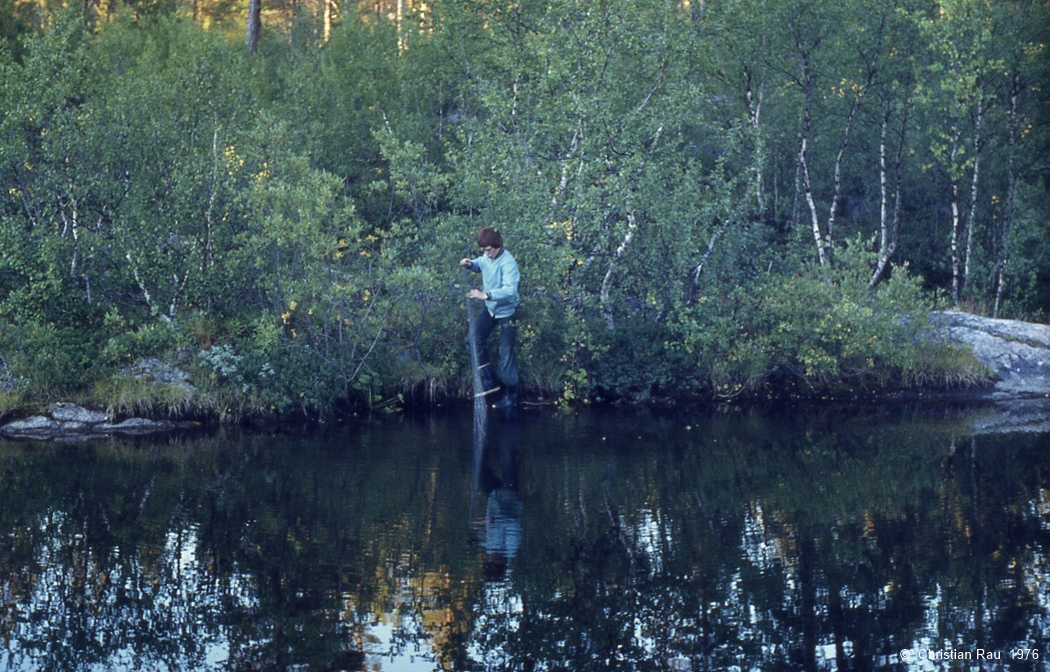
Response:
[668,237,993,399]
[0,322,105,398]
[92,373,196,419]
[592,319,684,400]
[0,389,23,417]
[100,314,179,366]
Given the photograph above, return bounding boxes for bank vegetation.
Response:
[0,0,1047,419]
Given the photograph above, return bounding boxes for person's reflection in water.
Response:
[469,416,522,582]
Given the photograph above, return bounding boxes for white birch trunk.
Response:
[800,136,826,267]
[600,211,637,331]
[871,114,890,287]
[127,253,153,310]
[870,103,906,290]
[549,120,581,213]
[824,94,865,255]
[994,76,1021,319]
[794,21,880,266]
[57,194,79,278]
[692,224,727,289]
[963,94,983,293]
[203,114,219,272]
[948,126,961,306]
[745,67,765,210]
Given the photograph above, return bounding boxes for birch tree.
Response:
[868,4,922,289]
[987,0,1047,317]
[703,0,774,215]
[782,0,886,267]
[443,0,754,333]
[912,0,1000,305]
[868,94,909,290]
[0,10,96,322]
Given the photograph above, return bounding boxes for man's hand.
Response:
[467,289,488,301]
[459,258,472,268]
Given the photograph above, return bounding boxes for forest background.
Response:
[0,0,1048,419]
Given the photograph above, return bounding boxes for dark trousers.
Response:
[468,310,519,388]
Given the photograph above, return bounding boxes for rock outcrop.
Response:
[123,357,197,396]
[0,402,198,441]
[929,311,1050,436]
[932,310,1050,399]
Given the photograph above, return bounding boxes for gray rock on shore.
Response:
[49,402,111,424]
[932,310,1050,399]
[2,415,60,437]
[0,403,197,441]
[932,311,1050,435]
[124,357,197,395]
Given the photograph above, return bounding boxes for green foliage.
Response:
[591,320,683,401]
[100,313,178,365]
[0,322,105,397]
[0,0,35,63]
[0,0,1042,415]
[670,238,990,399]
[0,388,22,416]
[91,371,196,418]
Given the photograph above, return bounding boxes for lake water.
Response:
[1,402,1048,671]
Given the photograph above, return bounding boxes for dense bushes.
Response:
[1,0,1040,418]
[669,240,989,400]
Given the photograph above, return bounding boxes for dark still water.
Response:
[1,403,1049,671]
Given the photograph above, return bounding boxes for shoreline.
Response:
[2,310,1047,440]
[1,381,1047,442]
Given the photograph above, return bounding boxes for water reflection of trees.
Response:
[0,408,1046,670]
[499,410,1050,670]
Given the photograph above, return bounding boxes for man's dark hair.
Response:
[477,227,503,248]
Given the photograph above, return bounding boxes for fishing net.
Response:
[466,293,489,424]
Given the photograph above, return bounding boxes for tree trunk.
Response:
[800,134,825,266]
[797,24,879,267]
[994,75,1021,318]
[323,0,334,43]
[691,223,727,296]
[246,0,261,54]
[994,174,1014,318]
[963,93,983,295]
[823,94,863,257]
[796,53,826,266]
[600,210,637,331]
[203,114,219,272]
[947,120,962,306]
[870,101,907,290]
[396,0,405,52]
[871,112,890,287]
[791,146,801,232]
[744,65,765,212]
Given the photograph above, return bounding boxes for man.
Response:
[459,227,521,409]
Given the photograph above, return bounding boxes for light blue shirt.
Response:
[468,249,520,319]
